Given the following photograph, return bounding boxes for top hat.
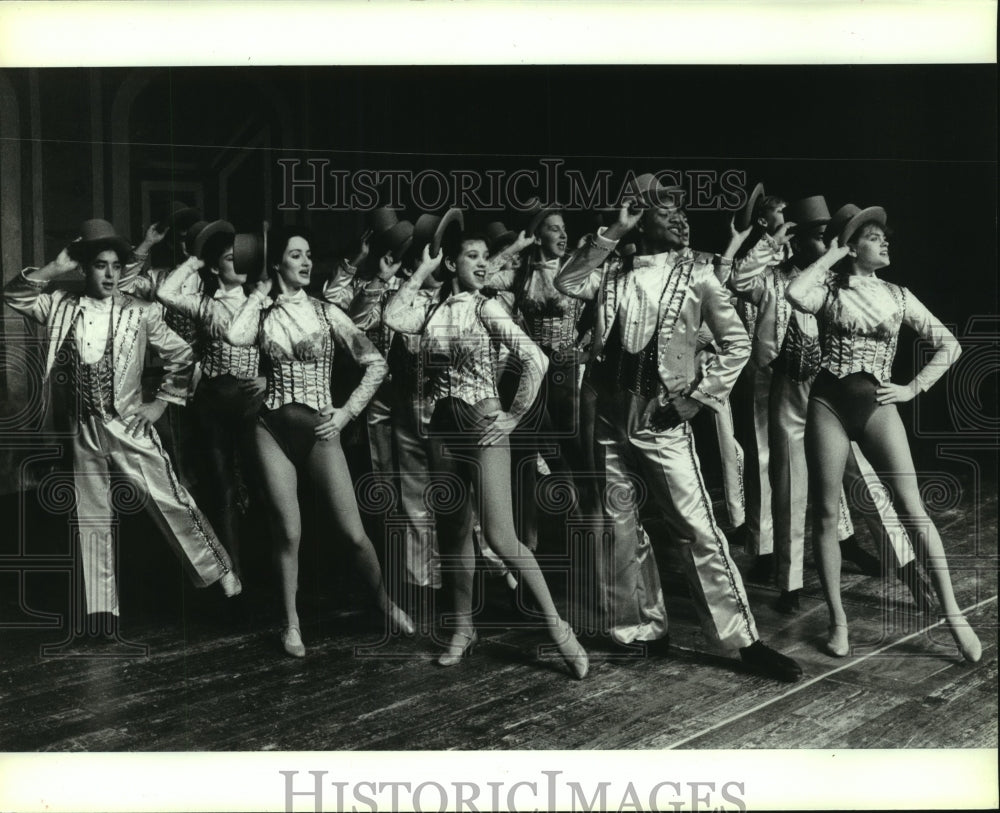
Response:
[369,207,402,236]
[233,232,266,281]
[523,199,564,236]
[734,182,766,231]
[157,201,202,233]
[66,219,132,264]
[785,196,831,233]
[484,221,517,256]
[376,220,415,263]
[193,220,236,261]
[621,173,686,210]
[825,204,887,246]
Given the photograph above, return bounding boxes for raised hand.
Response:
[350,228,373,269]
[377,251,402,282]
[822,236,851,265]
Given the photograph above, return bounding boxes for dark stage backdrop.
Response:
[0,64,996,483]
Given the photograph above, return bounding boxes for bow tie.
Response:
[274,290,308,306]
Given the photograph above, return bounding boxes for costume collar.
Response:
[214,285,247,301]
[631,246,692,272]
[273,288,309,306]
[78,295,113,312]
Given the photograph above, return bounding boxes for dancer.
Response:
[384,218,589,679]
[3,219,240,629]
[224,225,413,657]
[786,204,981,661]
[555,174,802,682]
[156,221,267,575]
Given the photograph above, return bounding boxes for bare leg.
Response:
[306,436,413,633]
[858,406,981,662]
[253,425,304,653]
[805,400,853,655]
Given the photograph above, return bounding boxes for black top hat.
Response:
[158,201,202,233]
[825,204,887,246]
[233,232,266,281]
[66,219,132,265]
[785,196,831,232]
[734,182,766,231]
[523,199,564,236]
[193,220,236,261]
[484,221,517,256]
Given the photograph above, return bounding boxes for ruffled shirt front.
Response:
[786,267,959,391]
[225,287,386,416]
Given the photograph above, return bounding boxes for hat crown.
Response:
[78,219,120,242]
[484,221,510,242]
[369,208,401,234]
[825,204,886,246]
[625,173,685,208]
[232,232,265,278]
[786,196,831,224]
[379,221,414,254]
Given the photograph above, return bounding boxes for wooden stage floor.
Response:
[0,480,996,752]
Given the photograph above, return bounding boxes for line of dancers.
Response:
[4,171,982,682]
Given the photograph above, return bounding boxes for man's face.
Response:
[535,213,568,260]
[83,249,122,300]
[640,202,690,251]
[791,225,827,266]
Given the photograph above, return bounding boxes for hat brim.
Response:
[488,230,518,256]
[786,218,830,235]
[838,206,887,245]
[432,207,465,255]
[735,182,765,231]
[194,220,235,260]
[527,203,563,236]
[67,237,133,265]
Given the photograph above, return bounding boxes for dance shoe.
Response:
[438,630,478,667]
[281,626,306,658]
[739,641,803,682]
[824,623,850,657]
[387,601,416,636]
[746,553,775,584]
[220,570,242,598]
[944,615,982,663]
[554,621,589,680]
[839,535,882,577]
[774,589,801,615]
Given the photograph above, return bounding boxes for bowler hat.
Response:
[621,173,685,210]
[184,220,209,254]
[376,220,414,263]
[233,232,266,281]
[369,207,401,236]
[523,199,564,236]
[404,208,465,266]
[193,220,236,261]
[825,204,887,246]
[157,201,202,233]
[484,221,517,256]
[784,196,831,232]
[734,182,765,231]
[66,219,132,264]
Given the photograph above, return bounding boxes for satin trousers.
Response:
[72,414,232,615]
[593,388,759,649]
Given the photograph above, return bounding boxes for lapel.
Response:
[110,294,142,405]
[46,293,82,379]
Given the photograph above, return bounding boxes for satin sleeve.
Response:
[554,229,616,301]
[902,287,962,392]
[730,238,779,307]
[321,260,359,312]
[478,296,548,422]
[143,302,195,406]
[383,274,435,335]
[224,290,267,346]
[689,271,751,412]
[3,268,54,324]
[785,260,834,315]
[324,301,388,419]
[349,280,389,332]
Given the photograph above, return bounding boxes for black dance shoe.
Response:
[746,553,775,584]
[739,641,803,683]
[839,535,882,577]
[774,589,801,615]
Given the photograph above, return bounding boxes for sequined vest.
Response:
[594,313,660,398]
[58,320,116,421]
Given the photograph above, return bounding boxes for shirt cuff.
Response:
[594,227,620,251]
[20,267,49,287]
